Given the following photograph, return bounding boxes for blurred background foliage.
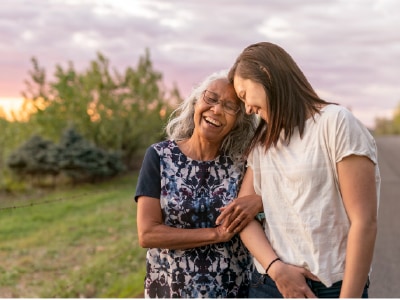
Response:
[1,49,182,192]
[1,49,400,193]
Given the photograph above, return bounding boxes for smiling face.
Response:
[193,78,240,144]
[233,74,269,122]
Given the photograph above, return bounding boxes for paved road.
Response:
[369,136,400,298]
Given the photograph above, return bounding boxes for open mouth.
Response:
[204,116,222,127]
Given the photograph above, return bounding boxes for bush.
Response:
[7,127,125,186]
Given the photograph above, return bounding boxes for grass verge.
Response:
[0,173,146,298]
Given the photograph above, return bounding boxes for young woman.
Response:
[219,42,380,298]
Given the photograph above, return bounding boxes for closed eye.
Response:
[238,92,246,102]
[225,102,240,111]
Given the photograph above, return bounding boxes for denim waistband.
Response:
[306,277,370,289]
[260,272,370,290]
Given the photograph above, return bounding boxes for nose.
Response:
[210,102,224,114]
[245,104,253,115]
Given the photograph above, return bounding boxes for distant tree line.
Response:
[0,50,181,191]
[374,103,400,135]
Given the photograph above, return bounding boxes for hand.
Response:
[269,260,319,298]
[214,224,236,243]
[215,194,262,233]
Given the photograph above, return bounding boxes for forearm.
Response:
[216,167,262,233]
[240,211,318,298]
[139,224,222,250]
[240,219,278,269]
[340,220,377,298]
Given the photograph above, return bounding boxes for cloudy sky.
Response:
[1,0,399,127]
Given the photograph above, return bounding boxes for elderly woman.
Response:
[135,70,260,298]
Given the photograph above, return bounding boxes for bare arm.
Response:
[337,155,378,298]
[236,168,318,298]
[137,196,235,250]
[215,164,263,233]
[216,194,262,233]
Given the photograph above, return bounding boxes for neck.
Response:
[178,137,220,161]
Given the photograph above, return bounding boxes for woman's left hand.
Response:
[216,194,262,233]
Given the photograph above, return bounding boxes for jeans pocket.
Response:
[250,270,265,288]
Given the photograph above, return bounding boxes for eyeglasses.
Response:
[202,90,241,116]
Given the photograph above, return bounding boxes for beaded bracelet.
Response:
[265,257,281,275]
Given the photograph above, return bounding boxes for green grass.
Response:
[0,173,146,298]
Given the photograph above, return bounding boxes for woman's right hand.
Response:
[269,260,319,298]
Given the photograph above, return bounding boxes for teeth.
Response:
[205,117,221,126]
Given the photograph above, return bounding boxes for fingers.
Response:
[216,203,242,227]
[274,264,318,298]
[304,270,320,282]
[216,198,255,231]
[225,214,251,233]
[304,289,318,298]
[215,203,234,225]
[229,216,244,233]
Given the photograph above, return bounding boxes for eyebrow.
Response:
[207,90,218,96]
[206,90,239,105]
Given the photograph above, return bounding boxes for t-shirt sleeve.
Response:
[332,107,378,165]
[134,146,161,202]
[326,105,381,206]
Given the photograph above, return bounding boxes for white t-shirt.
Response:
[247,104,381,287]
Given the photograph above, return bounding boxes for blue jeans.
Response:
[249,269,369,298]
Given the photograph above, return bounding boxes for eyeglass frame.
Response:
[202,90,241,116]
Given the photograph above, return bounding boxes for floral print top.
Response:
[135,140,252,298]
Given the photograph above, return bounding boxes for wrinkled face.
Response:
[193,78,240,143]
[233,75,269,123]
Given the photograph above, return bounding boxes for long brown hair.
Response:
[228,42,333,153]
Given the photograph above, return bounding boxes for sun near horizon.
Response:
[0,97,25,121]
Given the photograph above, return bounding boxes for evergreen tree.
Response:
[58,127,125,183]
[7,135,61,185]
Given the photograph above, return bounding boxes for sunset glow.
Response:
[0,97,24,121]
[1,1,399,128]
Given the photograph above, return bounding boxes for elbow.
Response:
[367,214,378,235]
[351,216,378,239]
[137,219,164,248]
[138,235,146,248]
[138,228,152,248]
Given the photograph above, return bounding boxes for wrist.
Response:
[265,257,281,276]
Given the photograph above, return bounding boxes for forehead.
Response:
[233,75,245,89]
[207,78,238,100]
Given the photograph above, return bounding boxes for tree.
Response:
[0,117,35,191]
[7,135,61,186]
[58,127,125,184]
[22,50,179,168]
[374,102,400,135]
[7,128,126,186]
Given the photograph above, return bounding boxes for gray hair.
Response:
[165,70,258,163]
